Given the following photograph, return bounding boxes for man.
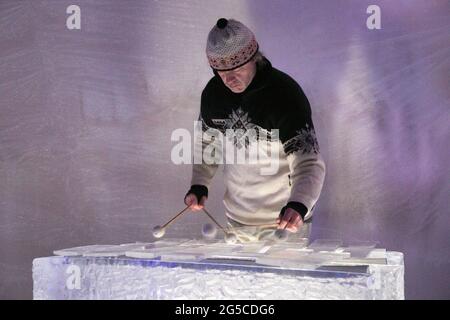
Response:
[184,18,326,241]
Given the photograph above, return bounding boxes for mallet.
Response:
[201,207,228,235]
[202,208,239,244]
[152,205,190,238]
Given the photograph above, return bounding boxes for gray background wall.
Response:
[0,0,448,299]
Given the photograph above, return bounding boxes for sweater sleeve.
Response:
[277,84,326,221]
[190,89,221,189]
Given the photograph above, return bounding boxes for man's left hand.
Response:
[276,208,303,233]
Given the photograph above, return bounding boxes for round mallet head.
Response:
[201,223,217,239]
[274,229,289,242]
[152,225,165,238]
[224,232,238,244]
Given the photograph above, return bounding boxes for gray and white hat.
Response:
[206,18,259,71]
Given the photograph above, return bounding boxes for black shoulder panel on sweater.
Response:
[198,58,320,155]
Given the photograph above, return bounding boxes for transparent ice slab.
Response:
[54,245,119,256]
[54,243,156,257]
[307,239,343,252]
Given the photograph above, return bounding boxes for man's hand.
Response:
[184,193,207,212]
[184,185,208,212]
[276,207,304,233]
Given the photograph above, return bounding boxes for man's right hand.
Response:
[184,193,207,211]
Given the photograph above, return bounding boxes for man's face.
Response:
[217,60,257,93]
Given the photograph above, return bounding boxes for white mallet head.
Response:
[274,229,289,242]
[224,232,238,244]
[202,223,217,239]
[152,225,166,238]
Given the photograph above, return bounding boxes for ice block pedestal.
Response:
[32,240,404,300]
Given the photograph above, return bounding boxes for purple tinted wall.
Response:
[0,0,448,299]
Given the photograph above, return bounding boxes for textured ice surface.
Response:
[33,240,404,299]
[33,252,404,299]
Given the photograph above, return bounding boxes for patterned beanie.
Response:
[206,18,259,71]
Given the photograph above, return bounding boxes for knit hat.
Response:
[206,18,259,71]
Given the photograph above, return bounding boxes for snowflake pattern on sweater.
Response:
[202,107,276,149]
[283,124,320,155]
[202,107,319,155]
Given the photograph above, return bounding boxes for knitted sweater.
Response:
[190,57,326,225]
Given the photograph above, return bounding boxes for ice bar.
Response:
[33,239,404,299]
